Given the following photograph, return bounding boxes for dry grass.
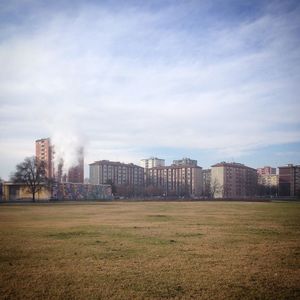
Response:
[0,201,299,299]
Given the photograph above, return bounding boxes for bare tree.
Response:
[11,157,49,202]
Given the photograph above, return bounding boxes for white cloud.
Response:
[0,2,299,179]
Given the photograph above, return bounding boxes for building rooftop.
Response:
[211,162,256,170]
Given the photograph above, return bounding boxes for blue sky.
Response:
[0,0,299,179]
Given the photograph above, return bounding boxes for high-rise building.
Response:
[211,162,257,198]
[89,160,144,196]
[35,138,54,178]
[140,157,165,169]
[172,158,197,167]
[278,164,300,197]
[145,162,202,197]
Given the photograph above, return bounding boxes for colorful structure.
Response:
[51,182,112,200]
[1,182,112,201]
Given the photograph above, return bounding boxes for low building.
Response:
[278,164,300,197]
[2,182,50,201]
[1,182,112,201]
[211,162,257,198]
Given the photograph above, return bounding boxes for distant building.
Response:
[89,160,144,196]
[202,169,211,197]
[278,164,300,197]
[35,138,84,183]
[211,162,257,198]
[257,166,278,196]
[140,157,165,169]
[258,174,278,187]
[172,158,197,167]
[257,166,276,176]
[145,162,202,197]
[35,138,54,178]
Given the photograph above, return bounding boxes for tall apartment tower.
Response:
[35,138,54,178]
[140,157,165,169]
[278,164,300,197]
[211,162,257,198]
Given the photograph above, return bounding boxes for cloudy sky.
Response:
[0,0,300,179]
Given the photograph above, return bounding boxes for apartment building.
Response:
[257,166,278,196]
[258,174,278,187]
[278,164,300,197]
[211,162,257,198]
[257,166,276,176]
[35,138,54,178]
[89,160,144,196]
[140,157,165,169]
[145,160,202,197]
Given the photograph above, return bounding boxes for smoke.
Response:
[43,111,86,176]
[51,131,84,175]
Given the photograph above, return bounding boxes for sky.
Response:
[0,0,300,180]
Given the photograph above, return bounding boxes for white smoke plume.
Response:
[44,112,86,177]
[51,131,84,176]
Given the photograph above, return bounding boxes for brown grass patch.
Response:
[0,201,299,299]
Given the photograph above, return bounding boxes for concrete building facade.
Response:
[140,157,165,169]
[145,164,202,197]
[89,160,144,196]
[257,166,276,176]
[172,158,197,167]
[258,174,278,187]
[278,164,300,197]
[211,162,257,198]
[35,138,54,178]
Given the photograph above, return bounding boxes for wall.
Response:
[1,182,112,201]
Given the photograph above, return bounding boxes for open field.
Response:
[0,201,299,299]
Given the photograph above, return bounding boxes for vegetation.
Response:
[11,156,50,201]
[0,201,299,299]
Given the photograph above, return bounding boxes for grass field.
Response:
[0,201,299,299]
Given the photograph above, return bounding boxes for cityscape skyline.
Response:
[0,0,300,180]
